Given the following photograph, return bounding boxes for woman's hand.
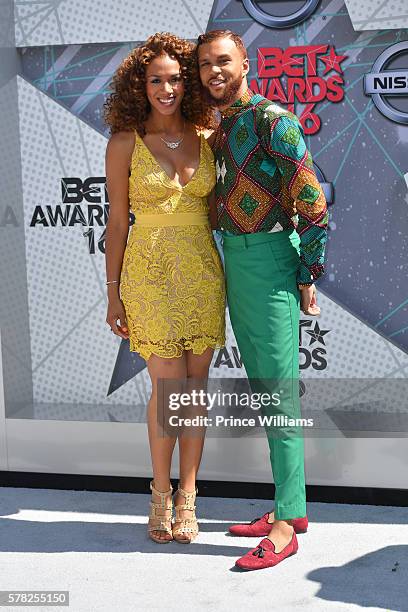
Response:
[299,284,320,316]
[106,297,129,339]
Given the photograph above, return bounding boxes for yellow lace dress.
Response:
[119,130,226,361]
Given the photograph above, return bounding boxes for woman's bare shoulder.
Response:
[106,130,135,163]
[201,128,217,148]
[107,130,135,149]
[200,128,213,139]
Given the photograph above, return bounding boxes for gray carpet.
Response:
[0,487,406,611]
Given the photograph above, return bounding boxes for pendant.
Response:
[159,122,185,150]
[165,141,181,149]
[160,135,184,149]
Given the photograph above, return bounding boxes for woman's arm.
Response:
[104,131,134,336]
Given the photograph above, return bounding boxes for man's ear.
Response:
[242,56,249,77]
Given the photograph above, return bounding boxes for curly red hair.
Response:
[104,32,216,135]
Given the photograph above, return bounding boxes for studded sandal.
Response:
[147,480,173,544]
[172,485,199,543]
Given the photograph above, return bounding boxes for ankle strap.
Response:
[176,485,198,506]
[150,480,173,500]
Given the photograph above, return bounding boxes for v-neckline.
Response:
[136,130,203,190]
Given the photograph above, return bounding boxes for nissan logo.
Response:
[242,0,320,29]
[363,41,408,125]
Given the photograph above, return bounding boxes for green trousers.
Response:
[222,228,306,520]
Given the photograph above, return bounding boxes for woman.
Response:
[103,33,225,544]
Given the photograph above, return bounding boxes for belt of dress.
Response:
[134,212,209,227]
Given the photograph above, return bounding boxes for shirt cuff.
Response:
[297,262,325,286]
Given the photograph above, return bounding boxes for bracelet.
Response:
[298,283,313,289]
[106,280,119,285]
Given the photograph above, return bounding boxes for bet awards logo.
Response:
[242,0,320,28]
[0,205,18,227]
[253,45,347,134]
[214,319,330,370]
[364,41,408,125]
[299,319,330,370]
[29,177,134,254]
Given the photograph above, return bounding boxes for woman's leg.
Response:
[173,347,213,541]
[147,352,187,541]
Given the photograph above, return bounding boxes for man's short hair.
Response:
[197,29,248,59]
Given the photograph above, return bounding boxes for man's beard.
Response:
[202,74,244,108]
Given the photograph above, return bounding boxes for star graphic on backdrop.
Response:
[319,47,347,75]
[306,321,330,346]
[108,340,146,396]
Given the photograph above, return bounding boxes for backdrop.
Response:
[3,0,408,428]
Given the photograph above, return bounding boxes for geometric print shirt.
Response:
[213,88,328,286]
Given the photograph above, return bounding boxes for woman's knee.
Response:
[148,354,187,379]
[186,348,213,378]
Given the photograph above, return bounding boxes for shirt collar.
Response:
[220,88,253,118]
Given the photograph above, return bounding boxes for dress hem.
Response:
[128,338,226,361]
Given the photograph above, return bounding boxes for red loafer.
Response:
[229,513,308,537]
[235,532,298,571]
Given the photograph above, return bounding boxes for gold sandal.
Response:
[172,485,199,543]
[147,480,173,544]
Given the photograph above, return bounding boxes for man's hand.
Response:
[299,284,320,316]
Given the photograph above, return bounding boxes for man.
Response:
[197,30,328,571]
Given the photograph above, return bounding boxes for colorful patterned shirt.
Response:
[214,89,328,285]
